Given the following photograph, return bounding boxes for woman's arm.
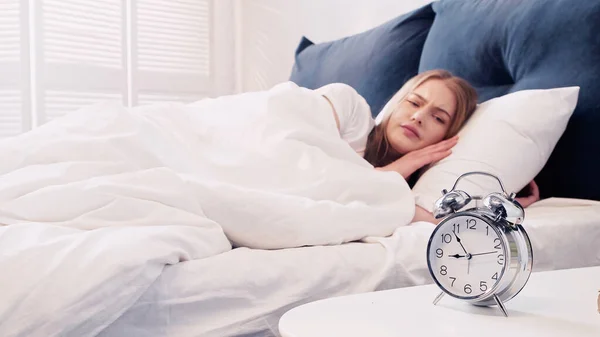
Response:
[412,205,440,224]
[515,180,540,208]
[412,180,541,226]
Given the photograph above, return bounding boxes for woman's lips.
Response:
[401,125,420,139]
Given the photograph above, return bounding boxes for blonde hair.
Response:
[364,69,478,168]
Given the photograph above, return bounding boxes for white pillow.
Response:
[412,86,580,212]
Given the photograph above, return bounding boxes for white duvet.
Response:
[0,82,415,336]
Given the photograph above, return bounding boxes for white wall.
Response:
[235,0,433,93]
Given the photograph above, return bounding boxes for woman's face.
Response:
[385,79,457,155]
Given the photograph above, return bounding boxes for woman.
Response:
[315,69,540,224]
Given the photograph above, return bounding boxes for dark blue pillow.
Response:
[289,4,436,116]
[419,0,600,200]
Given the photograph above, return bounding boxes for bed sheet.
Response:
[101,198,600,337]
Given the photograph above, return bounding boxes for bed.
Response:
[3,0,600,336]
[101,198,600,337]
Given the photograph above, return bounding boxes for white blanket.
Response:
[0,82,414,336]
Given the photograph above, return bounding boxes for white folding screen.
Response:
[0,0,222,138]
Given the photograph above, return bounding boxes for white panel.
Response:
[37,0,126,125]
[42,0,122,68]
[0,0,28,137]
[237,0,434,92]
[0,1,20,63]
[133,0,212,105]
[0,90,21,137]
[137,0,210,74]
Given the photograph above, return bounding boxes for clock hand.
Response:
[448,253,467,259]
[453,230,469,255]
[471,251,498,257]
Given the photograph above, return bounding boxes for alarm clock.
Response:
[426,171,533,317]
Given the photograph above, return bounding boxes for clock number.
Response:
[492,272,498,281]
[440,265,448,276]
[464,284,472,294]
[452,223,460,233]
[467,219,476,230]
[480,281,488,291]
[449,277,456,287]
[441,233,452,244]
[497,254,505,265]
[494,238,502,250]
[436,248,443,258]
[486,226,489,236]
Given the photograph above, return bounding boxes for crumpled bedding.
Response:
[0,82,415,336]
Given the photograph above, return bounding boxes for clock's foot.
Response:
[493,294,509,317]
[432,291,445,305]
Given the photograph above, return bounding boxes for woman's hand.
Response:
[377,136,458,179]
[515,180,540,208]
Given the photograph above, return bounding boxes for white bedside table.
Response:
[279,267,600,337]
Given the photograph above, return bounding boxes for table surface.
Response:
[279,266,600,337]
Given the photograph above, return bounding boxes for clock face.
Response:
[427,213,508,299]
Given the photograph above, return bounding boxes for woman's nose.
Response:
[411,109,426,124]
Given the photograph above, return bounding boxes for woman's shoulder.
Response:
[314,83,374,153]
[315,83,371,116]
[314,83,363,99]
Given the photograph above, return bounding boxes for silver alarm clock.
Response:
[426,171,533,317]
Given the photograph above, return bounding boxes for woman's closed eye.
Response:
[407,100,419,107]
[434,115,446,124]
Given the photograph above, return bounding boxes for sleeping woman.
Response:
[315,69,540,224]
